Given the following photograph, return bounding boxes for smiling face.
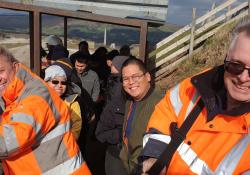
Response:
[122,64,151,101]
[224,32,250,105]
[0,55,18,97]
[47,76,67,97]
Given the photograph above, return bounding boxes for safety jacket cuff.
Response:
[141,138,167,158]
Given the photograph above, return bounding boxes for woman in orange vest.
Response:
[0,46,91,175]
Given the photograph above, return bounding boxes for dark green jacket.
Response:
[120,86,164,174]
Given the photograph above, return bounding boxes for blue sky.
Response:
[167,0,245,25]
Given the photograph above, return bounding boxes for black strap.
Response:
[0,107,3,116]
[147,98,204,175]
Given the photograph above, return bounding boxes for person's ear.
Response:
[145,72,151,82]
[12,62,19,73]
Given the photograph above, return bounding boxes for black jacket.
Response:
[95,73,126,145]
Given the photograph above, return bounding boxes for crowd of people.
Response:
[0,19,250,175]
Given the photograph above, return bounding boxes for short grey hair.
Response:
[0,46,19,63]
[229,19,250,51]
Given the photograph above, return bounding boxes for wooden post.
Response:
[139,21,148,63]
[207,2,216,23]
[189,8,196,58]
[227,5,231,21]
[64,17,67,49]
[30,10,41,75]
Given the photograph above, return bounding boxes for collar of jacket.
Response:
[191,65,250,121]
[63,82,81,103]
[2,63,27,106]
[108,73,121,83]
[110,73,121,78]
[78,70,89,77]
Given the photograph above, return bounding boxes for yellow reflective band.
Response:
[56,60,72,69]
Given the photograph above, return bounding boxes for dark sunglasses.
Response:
[224,60,250,77]
[50,80,68,85]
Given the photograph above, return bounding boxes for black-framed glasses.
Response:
[50,80,68,86]
[122,73,146,84]
[224,60,250,77]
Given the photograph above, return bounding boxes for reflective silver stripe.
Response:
[41,121,70,144]
[33,133,70,172]
[214,134,250,175]
[0,135,8,157]
[16,67,61,122]
[184,91,199,120]
[242,170,250,175]
[143,134,171,147]
[177,135,250,174]
[3,124,19,153]
[42,151,83,175]
[11,113,42,134]
[177,142,212,174]
[170,84,182,116]
[0,97,5,111]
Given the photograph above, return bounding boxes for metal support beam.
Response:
[139,21,148,62]
[64,17,68,48]
[30,10,41,75]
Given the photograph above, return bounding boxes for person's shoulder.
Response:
[149,85,165,101]
[152,85,166,96]
[88,69,99,76]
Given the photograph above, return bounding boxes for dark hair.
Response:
[76,56,89,64]
[79,41,89,49]
[106,49,119,61]
[119,45,130,56]
[75,52,90,62]
[121,58,148,74]
[93,47,107,55]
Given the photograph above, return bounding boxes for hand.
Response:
[142,158,166,175]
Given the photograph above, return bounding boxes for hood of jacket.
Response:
[63,82,81,104]
[2,64,39,106]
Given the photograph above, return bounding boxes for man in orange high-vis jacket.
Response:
[141,19,250,174]
[0,46,91,175]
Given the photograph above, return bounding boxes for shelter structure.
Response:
[0,0,168,74]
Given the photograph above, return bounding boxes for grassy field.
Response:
[156,20,239,91]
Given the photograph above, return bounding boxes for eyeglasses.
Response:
[50,80,68,86]
[224,60,250,77]
[122,73,145,84]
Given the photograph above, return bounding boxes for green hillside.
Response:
[0,14,180,48]
[157,20,238,90]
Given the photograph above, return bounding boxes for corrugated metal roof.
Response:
[2,0,168,23]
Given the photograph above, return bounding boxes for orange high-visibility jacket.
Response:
[143,66,250,174]
[0,64,91,175]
